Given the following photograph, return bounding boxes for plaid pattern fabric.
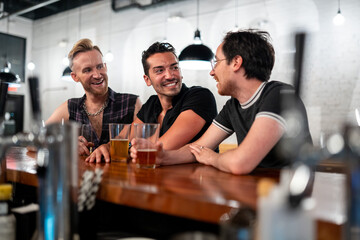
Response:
[68,87,137,148]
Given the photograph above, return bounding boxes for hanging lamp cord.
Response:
[196,0,199,30]
[235,0,238,28]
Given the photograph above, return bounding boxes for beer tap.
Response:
[0,76,80,239]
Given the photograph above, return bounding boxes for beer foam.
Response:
[138,149,157,152]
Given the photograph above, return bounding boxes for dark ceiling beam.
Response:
[0,0,60,20]
[111,0,186,12]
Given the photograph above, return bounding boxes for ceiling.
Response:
[0,0,185,20]
[1,0,100,20]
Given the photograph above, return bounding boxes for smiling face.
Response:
[144,52,183,100]
[210,43,233,96]
[71,49,108,97]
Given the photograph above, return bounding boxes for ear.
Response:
[232,55,243,71]
[143,74,152,86]
[71,72,79,82]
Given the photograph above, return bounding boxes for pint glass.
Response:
[134,123,160,169]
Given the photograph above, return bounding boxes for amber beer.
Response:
[110,139,129,162]
[137,149,157,168]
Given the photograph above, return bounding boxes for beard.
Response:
[81,76,108,96]
[216,77,233,96]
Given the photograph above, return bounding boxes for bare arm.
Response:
[45,101,69,125]
[190,117,285,175]
[159,109,207,150]
[131,122,229,166]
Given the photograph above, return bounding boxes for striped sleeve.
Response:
[255,111,287,130]
[212,120,234,135]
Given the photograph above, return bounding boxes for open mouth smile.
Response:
[92,79,104,85]
[163,81,178,87]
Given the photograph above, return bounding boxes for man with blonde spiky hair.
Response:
[46,38,141,155]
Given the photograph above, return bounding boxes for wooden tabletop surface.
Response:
[4,147,344,239]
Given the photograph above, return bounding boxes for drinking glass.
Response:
[134,123,160,169]
[109,123,131,162]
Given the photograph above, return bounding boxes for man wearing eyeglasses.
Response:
[86,42,218,162]
[130,30,312,175]
[46,38,142,155]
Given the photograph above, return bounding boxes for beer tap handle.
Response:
[294,33,305,97]
[28,77,42,122]
[0,82,8,118]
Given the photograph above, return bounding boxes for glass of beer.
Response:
[134,123,160,169]
[109,123,131,162]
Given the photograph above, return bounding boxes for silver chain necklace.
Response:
[83,100,108,117]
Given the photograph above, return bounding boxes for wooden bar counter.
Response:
[5,147,343,239]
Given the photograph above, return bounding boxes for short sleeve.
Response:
[255,83,289,128]
[136,95,159,123]
[180,87,217,123]
[213,99,235,135]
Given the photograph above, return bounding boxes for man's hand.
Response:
[189,143,218,166]
[78,136,94,156]
[85,143,110,163]
[130,138,164,165]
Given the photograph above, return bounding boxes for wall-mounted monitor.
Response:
[0,32,26,82]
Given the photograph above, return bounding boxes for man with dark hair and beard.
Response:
[130,30,312,175]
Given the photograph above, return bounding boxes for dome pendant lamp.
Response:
[179,0,213,70]
[333,0,345,26]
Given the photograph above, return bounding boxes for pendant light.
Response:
[179,0,213,70]
[0,62,17,83]
[62,1,81,81]
[1,63,18,121]
[60,66,72,81]
[0,17,19,84]
[333,0,345,26]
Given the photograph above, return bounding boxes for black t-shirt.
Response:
[137,83,217,143]
[214,81,312,168]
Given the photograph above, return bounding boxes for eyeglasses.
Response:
[210,58,226,70]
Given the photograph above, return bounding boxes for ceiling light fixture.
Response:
[62,56,69,66]
[27,61,36,71]
[0,61,18,83]
[0,17,20,84]
[105,51,114,62]
[167,13,183,23]
[333,0,345,26]
[61,66,72,82]
[178,0,213,70]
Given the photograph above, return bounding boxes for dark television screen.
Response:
[0,32,26,82]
